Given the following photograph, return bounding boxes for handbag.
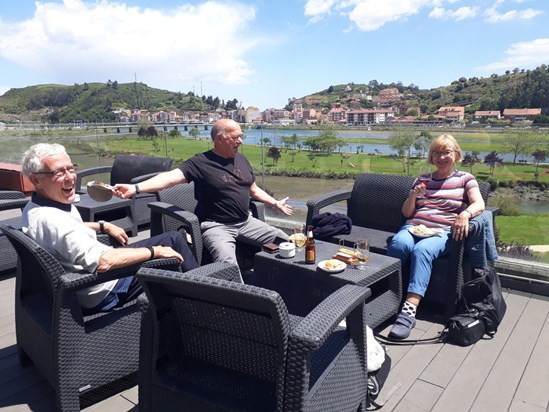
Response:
[447,313,485,346]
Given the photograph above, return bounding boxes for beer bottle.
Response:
[305,225,316,264]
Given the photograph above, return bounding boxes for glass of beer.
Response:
[354,239,369,270]
[293,225,306,252]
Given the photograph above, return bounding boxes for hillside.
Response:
[1,65,548,123]
[288,65,549,117]
[0,81,237,123]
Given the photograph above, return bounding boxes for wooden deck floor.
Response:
[1,270,548,412]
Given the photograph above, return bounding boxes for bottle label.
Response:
[306,248,316,263]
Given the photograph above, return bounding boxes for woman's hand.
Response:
[452,212,470,241]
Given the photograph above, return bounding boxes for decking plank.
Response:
[470,292,549,411]
[508,294,549,411]
[377,322,445,410]
[431,291,530,412]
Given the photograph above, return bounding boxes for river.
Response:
[0,129,547,214]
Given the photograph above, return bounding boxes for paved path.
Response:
[530,245,549,252]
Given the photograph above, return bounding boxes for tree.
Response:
[168,129,181,138]
[532,150,547,178]
[503,130,535,163]
[461,151,481,173]
[484,151,503,175]
[188,128,200,139]
[388,127,418,174]
[266,146,281,165]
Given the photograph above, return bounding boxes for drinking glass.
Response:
[417,165,433,198]
[353,239,369,270]
[293,225,306,251]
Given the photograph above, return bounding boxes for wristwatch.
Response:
[98,220,106,234]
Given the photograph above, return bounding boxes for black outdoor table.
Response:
[253,239,402,329]
[74,194,137,236]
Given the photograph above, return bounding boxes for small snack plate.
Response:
[318,259,347,273]
[408,225,445,238]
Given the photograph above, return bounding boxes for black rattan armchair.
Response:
[0,190,28,275]
[148,182,267,270]
[75,154,173,228]
[306,172,495,316]
[0,224,180,411]
[136,262,372,411]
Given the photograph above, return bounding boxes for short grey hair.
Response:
[21,143,67,177]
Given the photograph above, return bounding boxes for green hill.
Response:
[287,65,549,117]
[1,65,548,123]
[0,81,236,123]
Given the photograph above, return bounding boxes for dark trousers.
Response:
[87,231,198,313]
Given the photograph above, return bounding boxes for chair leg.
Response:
[57,384,81,412]
[17,346,33,366]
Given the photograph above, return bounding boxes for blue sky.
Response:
[0,0,548,110]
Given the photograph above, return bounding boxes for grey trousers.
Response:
[201,214,288,276]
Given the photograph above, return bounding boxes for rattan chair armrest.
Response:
[59,258,181,291]
[75,165,113,190]
[290,284,371,349]
[0,190,26,200]
[0,198,28,212]
[249,200,265,221]
[149,201,203,264]
[305,189,351,225]
[130,172,164,184]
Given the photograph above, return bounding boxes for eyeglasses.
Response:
[432,150,455,158]
[35,166,77,179]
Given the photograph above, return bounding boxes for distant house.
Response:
[474,110,501,121]
[437,106,465,121]
[346,108,395,125]
[328,103,347,123]
[503,108,541,121]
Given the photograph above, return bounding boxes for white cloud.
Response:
[475,38,549,72]
[304,0,337,22]
[484,6,543,22]
[429,6,478,20]
[0,0,262,89]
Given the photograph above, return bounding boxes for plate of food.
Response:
[408,224,445,238]
[318,259,347,273]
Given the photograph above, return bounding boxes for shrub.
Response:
[486,176,498,191]
[489,190,522,216]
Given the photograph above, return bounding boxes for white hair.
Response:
[21,143,67,177]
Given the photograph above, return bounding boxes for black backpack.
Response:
[447,266,507,346]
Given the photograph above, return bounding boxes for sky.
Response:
[0,0,548,111]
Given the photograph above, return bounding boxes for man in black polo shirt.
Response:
[114,119,292,275]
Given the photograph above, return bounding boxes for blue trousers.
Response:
[88,231,198,313]
[387,225,451,297]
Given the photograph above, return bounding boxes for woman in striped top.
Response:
[387,134,485,339]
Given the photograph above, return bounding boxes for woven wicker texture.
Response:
[0,190,27,275]
[137,262,371,411]
[306,173,493,316]
[0,224,180,411]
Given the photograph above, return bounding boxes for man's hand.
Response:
[275,196,293,216]
[104,222,129,245]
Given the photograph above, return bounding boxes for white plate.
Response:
[408,225,445,238]
[318,259,347,273]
